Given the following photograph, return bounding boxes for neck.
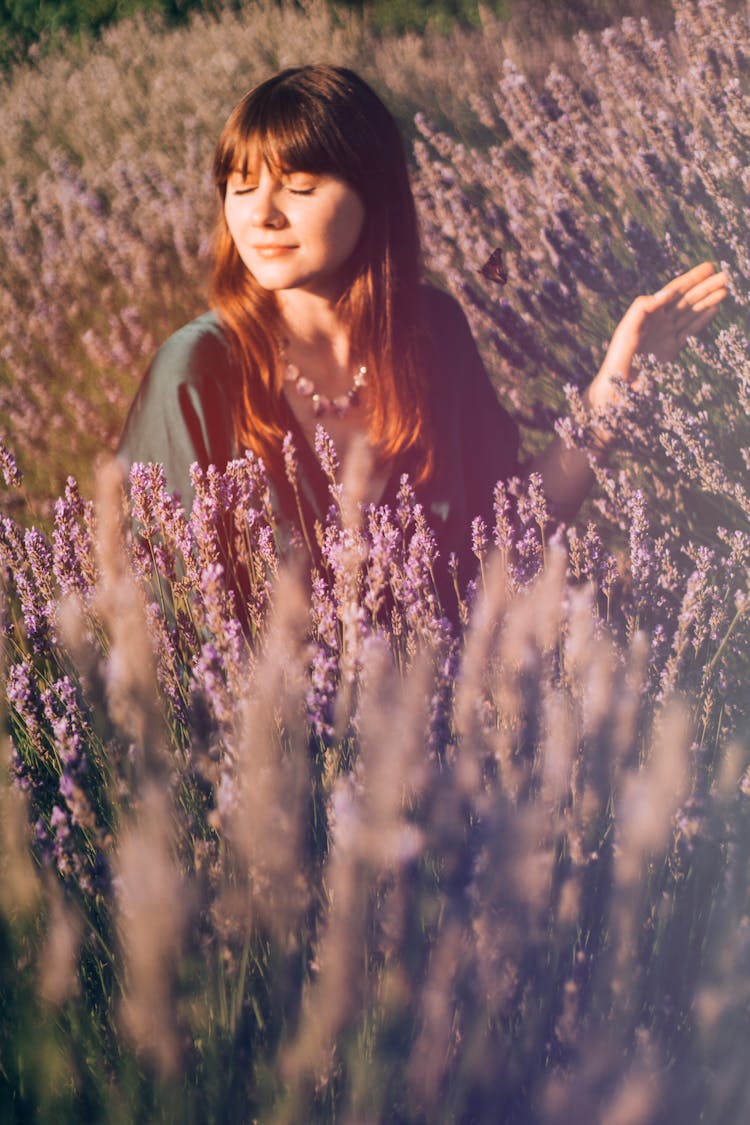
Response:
[276,288,351,366]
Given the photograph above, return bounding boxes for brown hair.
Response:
[210,65,432,482]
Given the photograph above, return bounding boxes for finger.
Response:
[652,262,719,306]
[674,284,728,324]
[674,272,728,313]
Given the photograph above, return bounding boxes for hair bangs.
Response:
[214,79,346,191]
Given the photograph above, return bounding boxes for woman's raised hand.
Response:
[587,262,728,410]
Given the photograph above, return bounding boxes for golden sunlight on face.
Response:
[224,163,365,300]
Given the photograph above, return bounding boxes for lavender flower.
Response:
[53,477,96,599]
[314,425,340,494]
[0,437,22,487]
[282,430,299,488]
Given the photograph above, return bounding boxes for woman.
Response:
[118,65,727,602]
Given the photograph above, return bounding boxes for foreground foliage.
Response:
[1,413,749,1121]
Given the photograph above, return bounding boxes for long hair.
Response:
[210,65,433,482]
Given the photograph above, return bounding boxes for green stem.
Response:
[705,600,749,675]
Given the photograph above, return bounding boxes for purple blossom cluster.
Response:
[8,664,109,895]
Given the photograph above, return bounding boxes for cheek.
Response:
[224,199,239,241]
[223,192,252,246]
[329,196,365,256]
[223,203,253,273]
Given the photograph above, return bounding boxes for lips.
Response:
[252,244,297,256]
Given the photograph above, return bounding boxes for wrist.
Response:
[583,369,616,413]
[581,374,615,456]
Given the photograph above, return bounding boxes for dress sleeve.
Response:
[117,314,236,511]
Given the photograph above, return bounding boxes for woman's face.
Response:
[224,160,365,301]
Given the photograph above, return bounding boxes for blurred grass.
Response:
[0,0,676,70]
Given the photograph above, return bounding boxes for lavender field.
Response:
[2,0,750,1121]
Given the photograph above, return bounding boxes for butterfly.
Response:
[479,247,508,286]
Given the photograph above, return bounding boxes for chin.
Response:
[250,275,304,295]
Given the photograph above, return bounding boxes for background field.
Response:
[0,0,676,68]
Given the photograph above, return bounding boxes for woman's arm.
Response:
[530,262,728,516]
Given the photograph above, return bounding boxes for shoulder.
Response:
[419,283,488,384]
[420,285,481,365]
[421,284,471,332]
[420,282,519,435]
[117,310,237,472]
[144,310,234,396]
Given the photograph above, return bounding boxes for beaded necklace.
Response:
[279,339,367,418]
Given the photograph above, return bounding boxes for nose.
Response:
[250,180,285,228]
